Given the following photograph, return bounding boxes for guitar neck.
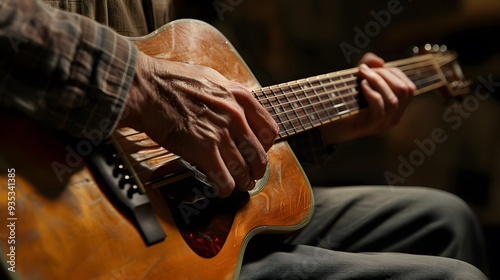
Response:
[253,54,446,140]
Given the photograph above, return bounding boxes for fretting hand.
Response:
[320,52,416,144]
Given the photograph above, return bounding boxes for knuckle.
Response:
[388,97,399,109]
[253,152,269,179]
[409,82,417,93]
[213,178,234,198]
[371,93,384,107]
[272,121,280,136]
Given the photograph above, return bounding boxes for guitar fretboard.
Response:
[252,54,446,139]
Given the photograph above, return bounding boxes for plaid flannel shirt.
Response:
[0,0,139,138]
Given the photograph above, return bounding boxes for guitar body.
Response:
[0,20,313,279]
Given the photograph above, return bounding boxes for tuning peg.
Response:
[413,44,449,55]
[412,46,420,54]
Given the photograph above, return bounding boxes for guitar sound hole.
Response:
[162,177,249,258]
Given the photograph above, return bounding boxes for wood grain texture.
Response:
[0,19,313,280]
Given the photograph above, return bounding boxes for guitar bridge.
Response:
[88,141,166,246]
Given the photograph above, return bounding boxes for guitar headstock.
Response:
[413,43,471,97]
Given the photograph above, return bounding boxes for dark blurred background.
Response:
[174,0,500,278]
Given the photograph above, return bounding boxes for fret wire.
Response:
[278,84,301,134]
[274,94,360,129]
[275,86,297,136]
[267,67,438,126]
[283,82,306,131]
[292,81,317,130]
[262,61,442,131]
[269,75,441,136]
[303,78,323,126]
[260,70,441,129]
[260,75,358,112]
[268,85,359,128]
[336,74,350,115]
[258,55,438,110]
[313,76,331,123]
[276,99,360,138]
[267,86,360,122]
[256,59,440,115]
[344,74,358,113]
[323,73,342,116]
[264,87,290,137]
[293,81,311,129]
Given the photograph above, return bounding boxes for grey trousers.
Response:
[240,186,489,279]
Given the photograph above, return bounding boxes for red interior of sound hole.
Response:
[164,187,249,258]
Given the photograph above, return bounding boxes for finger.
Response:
[372,67,415,109]
[220,136,257,192]
[233,130,269,180]
[202,147,236,198]
[232,85,279,151]
[358,64,398,112]
[383,68,416,123]
[371,67,415,126]
[387,67,417,94]
[360,79,385,119]
[358,52,385,68]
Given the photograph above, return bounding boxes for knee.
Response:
[405,187,477,227]
[436,259,488,280]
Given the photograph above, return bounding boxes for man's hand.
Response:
[120,52,279,198]
[320,52,416,144]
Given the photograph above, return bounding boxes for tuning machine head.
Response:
[412,43,449,55]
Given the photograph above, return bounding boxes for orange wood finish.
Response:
[0,20,313,280]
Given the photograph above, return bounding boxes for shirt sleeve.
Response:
[0,0,137,138]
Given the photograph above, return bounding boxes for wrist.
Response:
[119,51,155,130]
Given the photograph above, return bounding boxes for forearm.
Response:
[0,0,137,138]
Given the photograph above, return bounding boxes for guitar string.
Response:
[255,63,442,136]
[116,59,441,155]
[119,71,440,181]
[113,56,438,142]
[269,71,444,138]
[112,55,451,183]
[253,61,439,119]
[119,81,446,182]
[254,60,439,115]
[113,57,439,141]
[258,66,442,122]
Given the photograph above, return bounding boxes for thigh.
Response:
[288,186,488,273]
[240,243,487,280]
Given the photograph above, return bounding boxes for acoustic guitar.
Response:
[0,19,469,279]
